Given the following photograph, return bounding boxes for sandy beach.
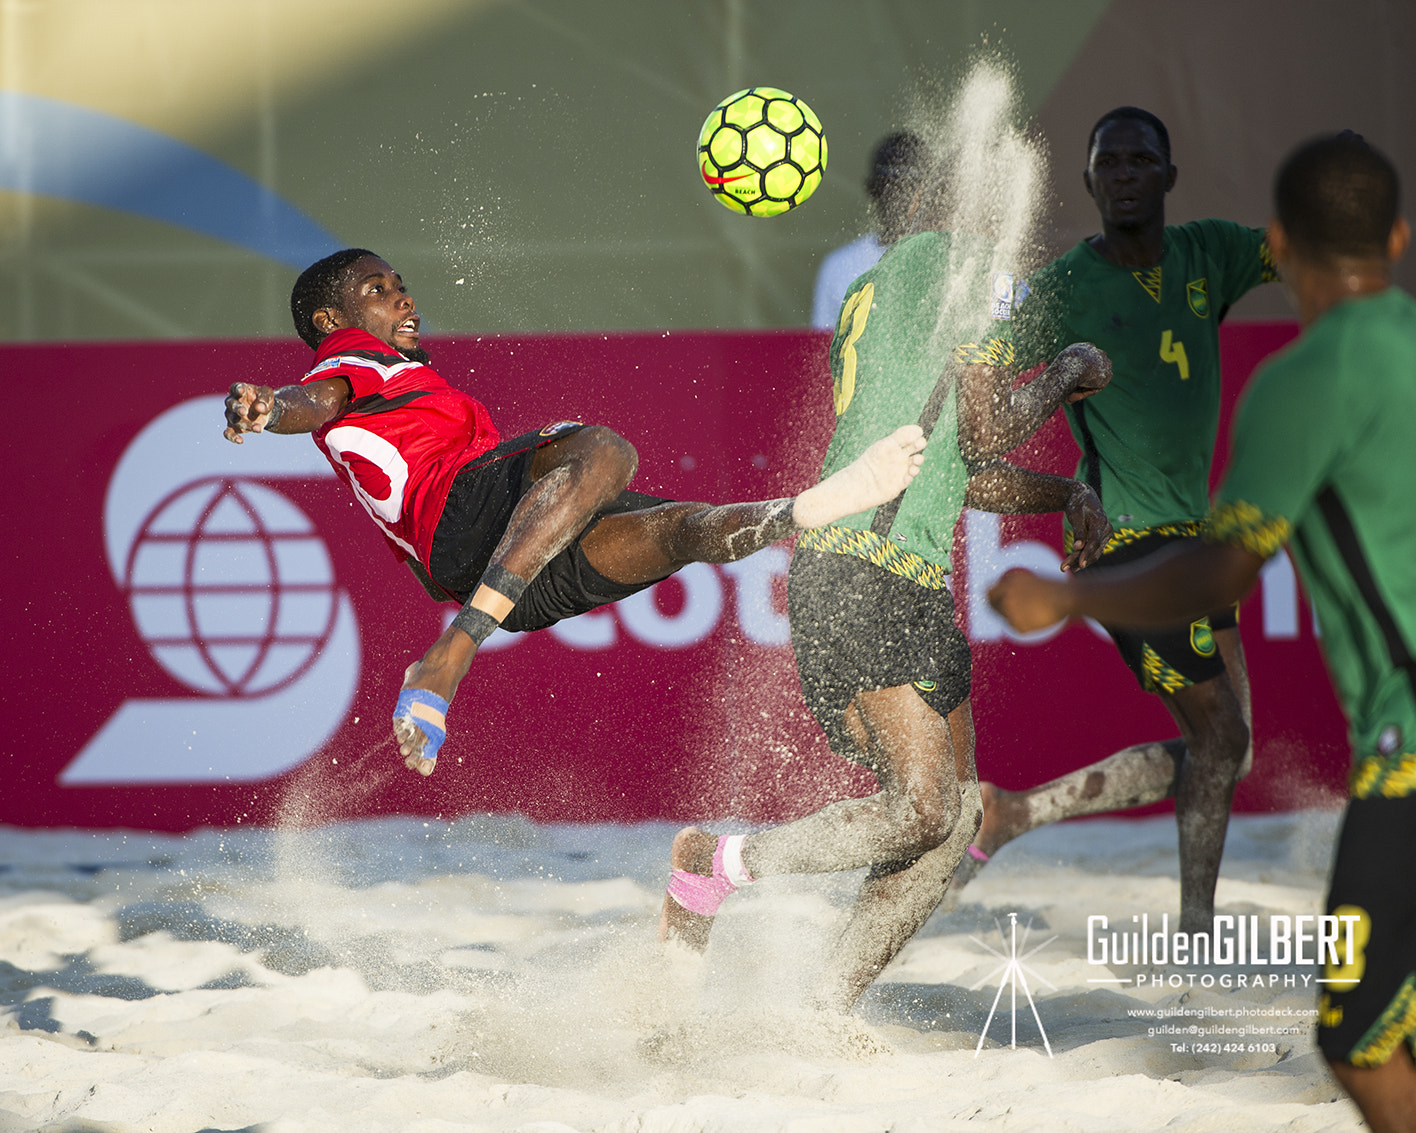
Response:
[0,807,1367,1132]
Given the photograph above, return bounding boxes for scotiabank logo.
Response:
[64,397,360,785]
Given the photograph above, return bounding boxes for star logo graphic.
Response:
[971,912,1058,1056]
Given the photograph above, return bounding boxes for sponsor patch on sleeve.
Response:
[990,272,1015,320]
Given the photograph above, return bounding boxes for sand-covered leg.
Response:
[793,424,926,529]
[658,827,753,951]
[816,780,982,1012]
[943,741,1182,904]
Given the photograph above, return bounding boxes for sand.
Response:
[0,809,1367,1132]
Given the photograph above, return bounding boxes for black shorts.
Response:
[429,423,671,633]
[787,548,971,767]
[1084,532,1237,695]
[1316,793,1416,1067]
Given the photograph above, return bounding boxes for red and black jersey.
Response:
[299,327,500,565]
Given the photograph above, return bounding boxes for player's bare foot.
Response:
[942,781,1028,900]
[792,424,927,529]
[658,826,722,951]
[392,629,478,776]
[392,661,459,777]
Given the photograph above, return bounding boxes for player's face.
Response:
[1084,120,1175,232]
[327,255,421,354]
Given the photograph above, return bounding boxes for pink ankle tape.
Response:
[967,844,990,862]
[666,869,738,916]
[666,834,754,916]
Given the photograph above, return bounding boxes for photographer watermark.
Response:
[1085,911,1364,990]
[971,912,1057,1056]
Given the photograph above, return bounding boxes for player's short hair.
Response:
[290,248,378,349]
[1087,106,1171,167]
[867,131,930,243]
[866,131,928,200]
[1274,131,1400,260]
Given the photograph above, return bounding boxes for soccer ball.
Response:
[698,87,827,217]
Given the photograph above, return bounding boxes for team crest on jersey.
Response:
[989,272,1015,320]
[1190,617,1216,657]
[540,420,583,436]
[1187,279,1210,318]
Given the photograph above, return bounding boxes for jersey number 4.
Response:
[1160,330,1190,380]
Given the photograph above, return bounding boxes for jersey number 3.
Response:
[834,282,874,416]
[1160,329,1190,380]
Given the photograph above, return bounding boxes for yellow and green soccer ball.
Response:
[698,87,827,217]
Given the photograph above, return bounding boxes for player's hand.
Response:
[1059,342,1112,403]
[988,567,1071,634]
[1061,485,1111,571]
[223,382,277,443]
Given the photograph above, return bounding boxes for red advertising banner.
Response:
[4,325,1343,832]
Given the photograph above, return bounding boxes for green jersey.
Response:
[1016,219,1276,534]
[799,230,1014,586]
[1206,288,1416,794]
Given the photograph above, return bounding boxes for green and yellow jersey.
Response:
[800,229,1015,588]
[1206,287,1416,794]
[1015,219,1276,538]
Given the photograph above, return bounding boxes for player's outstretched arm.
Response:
[958,343,1111,461]
[964,461,1111,568]
[988,540,1265,635]
[222,378,350,443]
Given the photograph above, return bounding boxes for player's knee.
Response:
[1235,743,1254,782]
[1197,716,1249,785]
[1220,714,1251,773]
[577,425,639,486]
[962,794,983,841]
[893,789,962,856]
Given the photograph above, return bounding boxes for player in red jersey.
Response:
[223,249,928,777]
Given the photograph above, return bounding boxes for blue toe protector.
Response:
[393,688,449,763]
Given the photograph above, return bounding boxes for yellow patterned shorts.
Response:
[1316,793,1416,1067]
[1081,529,1236,694]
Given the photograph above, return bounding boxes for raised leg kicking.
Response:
[393,421,931,775]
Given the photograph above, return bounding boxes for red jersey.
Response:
[300,327,500,565]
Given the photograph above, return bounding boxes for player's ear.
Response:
[1265,220,1289,267]
[905,184,924,223]
[1164,163,1177,193]
[312,307,342,336]
[1388,216,1410,265]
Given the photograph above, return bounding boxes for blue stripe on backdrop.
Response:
[0,91,342,269]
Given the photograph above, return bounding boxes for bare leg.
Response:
[816,703,980,1011]
[1329,1046,1416,1133]
[1216,625,1254,773]
[583,423,928,584]
[954,739,1184,893]
[397,423,928,772]
[1167,664,1249,933]
[395,427,637,772]
[950,628,1251,933]
[659,685,969,987]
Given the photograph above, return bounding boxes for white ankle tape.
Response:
[720,834,753,887]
